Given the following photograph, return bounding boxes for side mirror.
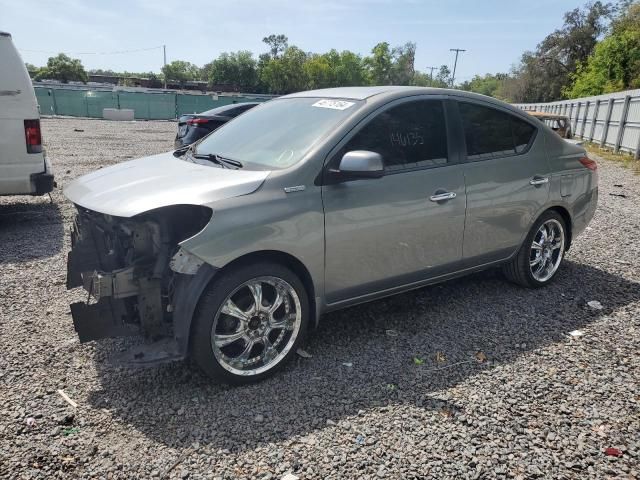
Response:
[331,150,384,182]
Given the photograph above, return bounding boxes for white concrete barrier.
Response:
[103,108,135,121]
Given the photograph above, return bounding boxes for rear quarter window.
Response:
[459,102,537,160]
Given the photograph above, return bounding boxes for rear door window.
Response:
[512,116,536,153]
[343,100,448,171]
[459,102,536,160]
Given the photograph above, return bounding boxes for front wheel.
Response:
[191,262,309,384]
[503,211,567,288]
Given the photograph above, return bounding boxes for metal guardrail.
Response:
[514,89,640,159]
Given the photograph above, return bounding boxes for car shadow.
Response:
[0,200,64,264]
[88,260,639,452]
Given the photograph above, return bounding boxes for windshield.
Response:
[194,97,362,169]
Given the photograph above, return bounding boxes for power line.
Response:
[19,45,163,55]
[449,48,466,87]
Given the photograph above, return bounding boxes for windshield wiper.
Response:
[192,153,243,169]
[173,144,193,157]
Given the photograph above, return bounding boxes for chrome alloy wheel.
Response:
[529,219,565,282]
[210,276,302,376]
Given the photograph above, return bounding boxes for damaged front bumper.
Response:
[66,206,214,366]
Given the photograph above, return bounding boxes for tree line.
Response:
[27,0,639,102]
[459,0,639,102]
[26,35,453,94]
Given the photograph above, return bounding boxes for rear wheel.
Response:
[191,262,308,384]
[503,211,567,288]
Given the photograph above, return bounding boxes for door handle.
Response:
[530,176,549,186]
[429,191,457,202]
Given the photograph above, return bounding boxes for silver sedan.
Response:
[64,86,598,383]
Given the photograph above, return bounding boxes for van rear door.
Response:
[0,31,50,195]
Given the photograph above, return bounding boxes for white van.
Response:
[0,31,54,196]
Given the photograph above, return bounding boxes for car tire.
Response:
[503,211,568,288]
[190,262,309,384]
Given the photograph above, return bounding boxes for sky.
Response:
[1,0,583,82]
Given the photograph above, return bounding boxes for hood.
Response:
[64,151,270,217]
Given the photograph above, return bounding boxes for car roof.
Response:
[281,85,513,105]
[281,86,534,121]
[283,86,420,100]
[527,111,569,120]
[282,85,461,100]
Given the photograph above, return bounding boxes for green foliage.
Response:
[202,51,258,91]
[24,63,40,79]
[504,1,614,102]
[390,42,417,85]
[88,68,158,78]
[304,50,368,89]
[304,53,335,89]
[257,39,418,94]
[362,41,418,85]
[260,46,308,94]
[566,2,640,97]
[434,65,452,87]
[161,60,200,84]
[25,33,433,95]
[262,34,289,58]
[460,73,511,99]
[333,50,368,86]
[411,72,432,87]
[364,42,393,85]
[34,53,88,83]
[27,3,640,101]
[86,69,162,87]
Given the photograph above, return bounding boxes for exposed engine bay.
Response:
[66,205,213,364]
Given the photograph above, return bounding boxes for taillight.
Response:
[186,118,209,125]
[579,156,597,171]
[24,119,42,153]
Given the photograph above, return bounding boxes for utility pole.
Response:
[426,66,437,83]
[163,44,167,89]
[449,48,466,87]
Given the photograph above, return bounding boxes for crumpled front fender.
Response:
[172,264,219,356]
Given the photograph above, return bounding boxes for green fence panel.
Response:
[176,94,217,115]
[34,87,56,115]
[51,89,88,117]
[86,91,118,118]
[147,93,177,119]
[117,92,151,119]
[176,94,269,116]
[118,92,176,119]
[32,86,273,119]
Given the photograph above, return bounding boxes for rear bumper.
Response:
[30,157,56,195]
[31,172,55,195]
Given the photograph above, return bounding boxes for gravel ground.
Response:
[1,117,639,480]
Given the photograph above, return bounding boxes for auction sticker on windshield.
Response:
[312,99,355,110]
